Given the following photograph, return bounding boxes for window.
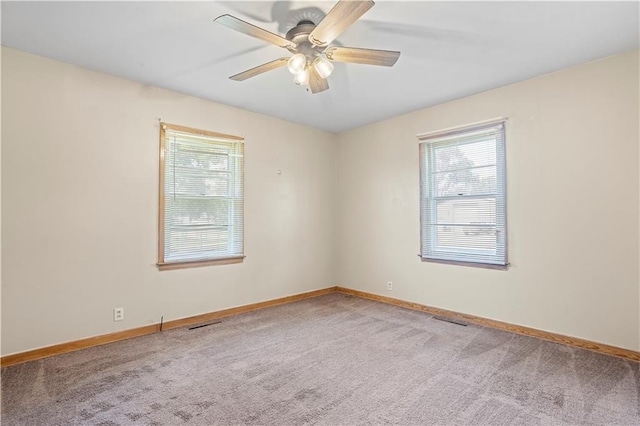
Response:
[418,120,507,268]
[158,123,244,270]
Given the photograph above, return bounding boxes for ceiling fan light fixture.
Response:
[215,1,400,94]
[293,68,310,85]
[287,53,307,75]
[313,56,334,79]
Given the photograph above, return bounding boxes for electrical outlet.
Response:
[114,307,124,322]
[387,281,393,291]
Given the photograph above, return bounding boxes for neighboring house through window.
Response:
[418,120,507,268]
[158,123,244,270]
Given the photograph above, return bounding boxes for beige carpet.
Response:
[2,293,639,425]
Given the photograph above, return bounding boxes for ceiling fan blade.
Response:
[325,46,400,67]
[214,14,296,50]
[229,57,290,81]
[308,67,329,94]
[309,0,374,47]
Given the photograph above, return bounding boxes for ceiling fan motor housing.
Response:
[286,22,325,61]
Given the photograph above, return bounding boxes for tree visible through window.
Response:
[419,121,507,267]
[158,123,244,270]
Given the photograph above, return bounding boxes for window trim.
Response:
[418,255,508,270]
[418,117,509,269]
[157,257,244,271]
[157,122,245,270]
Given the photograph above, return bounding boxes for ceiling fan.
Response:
[214,0,401,94]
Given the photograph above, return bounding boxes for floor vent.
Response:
[433,316,468,326]
[188,321,222,330]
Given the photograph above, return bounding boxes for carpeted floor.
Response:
[2,293,639,425]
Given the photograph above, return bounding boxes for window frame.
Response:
[418,119,508,270]
[157,122,245,271]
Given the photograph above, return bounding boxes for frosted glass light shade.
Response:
[293,68,309,85]
[313,56,334,79]
[287,53,307,75]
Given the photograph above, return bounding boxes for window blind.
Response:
[419,121,507,266]
[162,128,244,264]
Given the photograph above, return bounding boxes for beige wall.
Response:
[337,50,640,351]
[1,47,337,356]
[0,48,3,358]
[3,47,639,356]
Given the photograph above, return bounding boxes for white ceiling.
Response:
[2,1,638,133]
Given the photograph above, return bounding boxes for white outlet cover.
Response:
[114,307,124,321]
